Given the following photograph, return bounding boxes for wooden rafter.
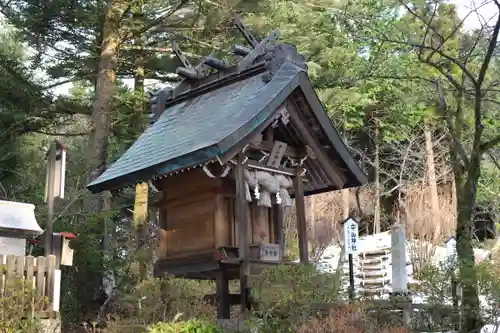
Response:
[285,100,347,189]
[249,140,301,159]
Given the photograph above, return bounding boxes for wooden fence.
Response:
[366,299,458,332]
[0,254,59,318]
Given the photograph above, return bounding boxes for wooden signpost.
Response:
[342,217,359,300]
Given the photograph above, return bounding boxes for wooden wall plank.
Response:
[158,207,168,259]
[162,168,223,203]
[215,195,231,248]
[252,205,269,244]
[158,168,222,257]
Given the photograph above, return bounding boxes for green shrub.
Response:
[249,264,341,332]
[0,276,44,333]
[297,304,408,333]
[146,319,222,333]
[111,276,216,325]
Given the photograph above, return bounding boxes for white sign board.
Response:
[342,217,359,255]
[260,244,281,262]
[445,236,457,259]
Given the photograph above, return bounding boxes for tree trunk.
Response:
[132,34,149,281]
[424,124,440,242]
[455,154,482,333]
[447,91,482,333]
[86,0,129,313]
[373,117,381,234]
[88,0,128,181]
[452,176,457,219]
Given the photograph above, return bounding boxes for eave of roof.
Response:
[296,74,368,187]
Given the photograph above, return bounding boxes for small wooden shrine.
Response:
[87,18,367,318]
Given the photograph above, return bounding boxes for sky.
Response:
[38,0,500,97]
[455,0,498,30]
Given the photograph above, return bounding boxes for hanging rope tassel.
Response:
[254,184,260,200]
[275,176,282,205]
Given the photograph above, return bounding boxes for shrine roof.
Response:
[87,21,367,195]
[87,59,366,194]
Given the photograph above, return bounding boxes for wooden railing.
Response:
[0,254,59,318]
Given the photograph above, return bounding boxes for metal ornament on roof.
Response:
[148,41,231,126]
[148,16,286,127]
[232,16,281,72]
[172,39,231,82]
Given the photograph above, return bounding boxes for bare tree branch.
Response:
[476,12,500,86]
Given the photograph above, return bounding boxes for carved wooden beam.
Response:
[249,140,301,159]
[247,159,295,176]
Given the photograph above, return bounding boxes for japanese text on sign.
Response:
[342,217,359,255]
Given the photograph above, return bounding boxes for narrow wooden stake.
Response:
[235,154,250,314]
[348,253,355,300]
[293,167,308,263]
[216,266,230,319]
[451,277,460,331]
